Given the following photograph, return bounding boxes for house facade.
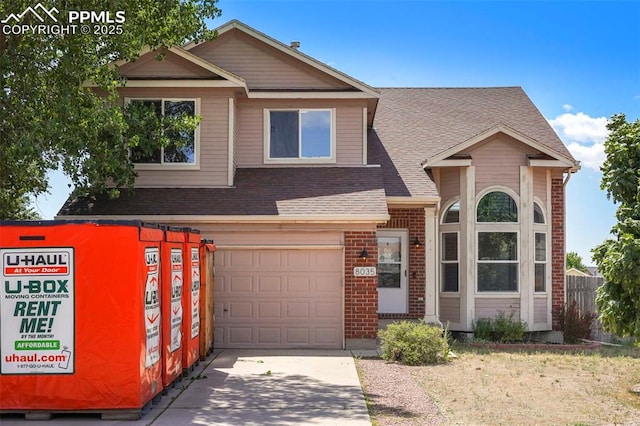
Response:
[59,20,579,348]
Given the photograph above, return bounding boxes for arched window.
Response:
[476,190,518,292]
[477,191,518,222]
[443,201,460,223]
[440,200,460,292]
[534,203,545,224]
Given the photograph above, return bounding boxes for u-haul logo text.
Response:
[3,252,70,276]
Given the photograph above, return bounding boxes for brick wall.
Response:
[377,208,426,318]
[344,231,378,338]
[551,177,565,329]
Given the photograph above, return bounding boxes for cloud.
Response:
[562,104,573,112]
[548,112,609,172]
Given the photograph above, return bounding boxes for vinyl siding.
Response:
[438,167,460,205]
[236,99,366,167]
[440,297,461,324]
[533,168,547,205]
[120,50,215,79]
[118,87,231,188]
[534,297,548,324]
[468,135,538,195]
[189,29,351,90]
[475,298,520,321]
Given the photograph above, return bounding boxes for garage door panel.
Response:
[215,248,343,349]
[286,328,310,344]
[286,302,310,318]
[257,328,281,344]
[258,301,282,318]
[286,275,311,292]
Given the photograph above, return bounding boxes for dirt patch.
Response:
[357,346,640,425]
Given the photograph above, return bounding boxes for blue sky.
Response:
[35,0,640,265]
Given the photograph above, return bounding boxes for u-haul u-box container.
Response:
[160,227,184,388]
[181,228,201,372]
[0,220,163,415]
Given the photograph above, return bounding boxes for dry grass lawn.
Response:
[410,345,640,425]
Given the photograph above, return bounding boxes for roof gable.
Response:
[425,124,577,168]
[186,20,379,97]
[115,46,247,89]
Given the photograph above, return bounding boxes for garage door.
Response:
[214,248,343,348]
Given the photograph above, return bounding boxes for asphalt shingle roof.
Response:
[59,167,388,218]
[369,87,575,198]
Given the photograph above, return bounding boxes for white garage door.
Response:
[214,248,343,348]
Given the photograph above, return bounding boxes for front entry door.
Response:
[377,230,408,313]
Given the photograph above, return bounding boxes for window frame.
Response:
[533,197,550,294]
[440,231,460,293]
[263,108,337,164]
[534,232,547,293]
[475,187,520,294]
[126,97,200,170]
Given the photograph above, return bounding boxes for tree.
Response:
[0,1,221,219]
[566,251,588,273]
[592,113,640,338]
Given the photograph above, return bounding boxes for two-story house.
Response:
[59,20,579,349]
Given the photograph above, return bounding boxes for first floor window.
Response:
[535,232,546,292]
[268,109,333,160]
[130,99,197,165]
[441,232,459,292]
[477,231,518,292]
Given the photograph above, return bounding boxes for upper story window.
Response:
[477,191,518,222]
[265,109,335,163]
[130,99,198,166]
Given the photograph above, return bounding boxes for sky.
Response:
[33,0,640,265]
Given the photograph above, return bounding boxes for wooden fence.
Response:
[565,275,612,342]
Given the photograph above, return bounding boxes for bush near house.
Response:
[472,311,527,343]
[378,320,450,365]
[557,301,597,344]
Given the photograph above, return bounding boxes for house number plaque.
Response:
[353,266,377,277]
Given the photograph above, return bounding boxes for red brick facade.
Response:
[344,231,378,338]
[377,208,426,319]
[551,177,566,329]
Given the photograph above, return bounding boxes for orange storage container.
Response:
[199,240,216,359]
[0,220,163,415]
[181,228,201,372]
[160,227,184,388]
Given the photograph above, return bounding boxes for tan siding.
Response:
[236,99,365,167]
[533,168,547,205]
[534,297,547,324]
[336,106,365,165]
[469,135,539,195]
[118,87,231,187]
[475,298,520,321]
[189,30,351,90]
[439,297,461,324]
[120,51,214,79]
[196,231,343,246]
[438,167,460,205]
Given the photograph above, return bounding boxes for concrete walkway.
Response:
[1,349,373,426]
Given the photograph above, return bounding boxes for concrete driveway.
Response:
[1,349,372,426]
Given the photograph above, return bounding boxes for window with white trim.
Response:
[266,109,334,161]
[533,201,548,292]
[441,232,459,292]
[534,232,546,292]
[477,190,519,292]
[130,99,198,165]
